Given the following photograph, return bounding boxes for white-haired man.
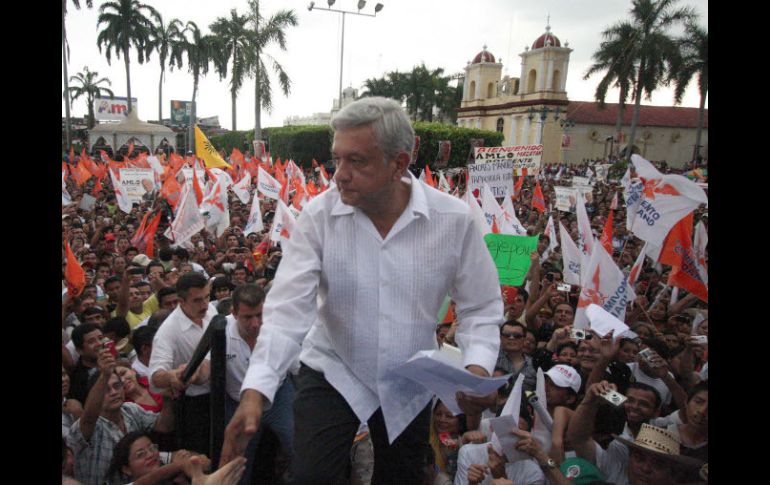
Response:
[222,97,503,483]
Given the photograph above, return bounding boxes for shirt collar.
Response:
[175,305,207,331]
[330,171,431,220]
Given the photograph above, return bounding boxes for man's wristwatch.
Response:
[539,458,557,470]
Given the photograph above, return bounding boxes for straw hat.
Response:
[615,424,704,469]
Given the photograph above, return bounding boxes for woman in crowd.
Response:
[116,364,163,413]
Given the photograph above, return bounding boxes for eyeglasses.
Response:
[501,332,525,340]
[131,443,159,460]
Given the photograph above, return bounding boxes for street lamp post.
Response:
[527,106,561,164]
[308,1,384,110]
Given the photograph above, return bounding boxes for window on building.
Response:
[469,81,476,100]
[527,70,537,93]
[496,118,504,133]
[487,82,495,98]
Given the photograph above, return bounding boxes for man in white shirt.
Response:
[149,272,217,455]
[221,97,503,483]
[197,283,295,484]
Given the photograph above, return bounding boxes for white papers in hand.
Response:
[392,346,510,415]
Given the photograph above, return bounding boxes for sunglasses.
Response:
[501,332,525,340]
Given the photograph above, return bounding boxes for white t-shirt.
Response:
[650,409,684,429]
[626,362,673,408]
[453,442,545,485]
[132,359,151,379]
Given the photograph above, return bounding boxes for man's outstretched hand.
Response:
[219,389,264,466]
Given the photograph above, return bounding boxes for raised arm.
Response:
[566,381,616,464]
[79,347,116,441]
[115,270,131,317]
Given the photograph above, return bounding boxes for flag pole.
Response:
[615,238,629,266]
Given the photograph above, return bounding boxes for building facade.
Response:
[456,25,708,168]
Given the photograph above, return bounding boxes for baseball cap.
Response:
[560,457,604,484]
[545,364,581,393]
[132,254,152,267]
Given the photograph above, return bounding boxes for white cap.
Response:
[545,364,581,393]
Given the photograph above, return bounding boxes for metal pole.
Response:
[209,316,227,467]
[339,11,346,110]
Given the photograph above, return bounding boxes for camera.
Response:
[557,283,571,292]
[570,329,586,340]
[691,335,708,345]
[599,389,627,407]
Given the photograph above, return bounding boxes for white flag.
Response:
[437,171,452,193]
[610,191,619,210]
[109,166,133,214]
[285,159,306,186]
[575,189,594,257]
[693,221,708,285]
[170,185,205,246]
[243,190,264,236]
[481,184,508,232]
[209,167,234,189]
[146,155,165,178]
[462,187,490,237]
[201,177,229,236]
[270,200,297,245]
[574,242,631,328]
[500,188,528,235]
[257,166,282,201]
[627,155,708,247]
[542,215,558,261]
[231,172,252,205]
[62,169,72,206]
[559,221,583,286]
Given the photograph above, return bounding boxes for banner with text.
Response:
[484,233,540,286]
[474,145,543,176]
[467,160,514,198]
[94,96,138,121]
[119,168,154,204]
[554,186,594,212]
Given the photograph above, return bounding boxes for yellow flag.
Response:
[194,125,232,169]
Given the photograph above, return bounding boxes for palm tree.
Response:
[671,23,707,162]
[247,0,298,142]
[584,22,638,153]
[67,67,115,129]
[210,9,252,131]
[63,0,93,148]
[181,21,217,151]
[623,0,696,159]
[96,0,159,114]
[145,12,184,124]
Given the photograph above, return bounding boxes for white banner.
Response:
[474,145,543,176]
[180,168,206,190]
[118,168,154,205]
[571,176,593,187]
[555,186,594,213]
[93,96,138,121]
[467,160,514,198]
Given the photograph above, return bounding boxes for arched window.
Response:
[487,82,495,98]
[527,69,537,93]
[469,81,476,100]
[496,118,504,133]
[553,69,562,91]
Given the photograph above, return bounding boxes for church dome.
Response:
[532,25,561,49]
[471,45,496,64]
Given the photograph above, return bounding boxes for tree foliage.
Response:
[67,66,115,129]
[361,64,462,123]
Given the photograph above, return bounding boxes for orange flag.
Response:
[600,209,614,255]
[306,180,319,197]
[292,177,307,209]
[532,181,545,213]
[279,176,289,204]
[514,176,524,198]
[160,172,182,208]
[127,142,135,160]
[73,162,93,187]
[143,212,162,258]
[192,166,204,206]
[92,177,103,196]
[64,241,86,298]
[423,165,437,188]
[658,213,708,302]
[68,147,75,164]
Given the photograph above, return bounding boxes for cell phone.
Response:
[599,388,628,407]
[557,283,571,292]
[691,335,708,345]
[570,329,586,340]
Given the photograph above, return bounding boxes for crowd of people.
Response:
[62,97,707,485]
